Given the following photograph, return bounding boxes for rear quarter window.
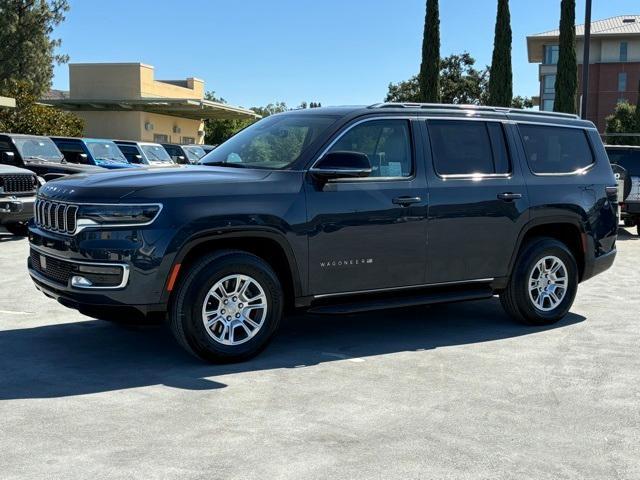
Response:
[519,124,594,174]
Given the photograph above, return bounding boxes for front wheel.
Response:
[169,250,283,363]
[500,238,578,326]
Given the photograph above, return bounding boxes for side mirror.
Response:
[132,154,144,164]
[310,151,371,180]
[79,153,89,164]
[176,155,187,164]
[1,151,18,166]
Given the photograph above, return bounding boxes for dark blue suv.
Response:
[51,137,140,170]
[28,104,618,362]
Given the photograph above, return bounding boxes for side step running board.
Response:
[308,286,494,315]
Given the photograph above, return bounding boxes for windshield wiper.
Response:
[204,161,252,169]
[26,155,60,163]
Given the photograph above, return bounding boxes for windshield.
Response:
[183,145,206,162]
[200,114,339,169]
[85,140,129,164]
[607,148,640,176]
[13,136,63,162]
[140,144,173,163]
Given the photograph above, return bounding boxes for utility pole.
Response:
[581,0,592,119]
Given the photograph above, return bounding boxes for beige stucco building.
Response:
[43,63,258,144]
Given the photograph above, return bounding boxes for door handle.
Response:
[392,196,422,206]
[497,192,523,201]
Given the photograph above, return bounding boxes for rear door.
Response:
[421,118,529,284]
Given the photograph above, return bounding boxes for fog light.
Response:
[71,276,93,287]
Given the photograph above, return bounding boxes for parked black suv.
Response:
[0,133,104,180]
[1,164,39,235]
[605,145,640,235]
[27,104,618,362]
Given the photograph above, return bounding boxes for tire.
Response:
[500,237,578,326]
[4,222,29,236]
[169,250,283,363]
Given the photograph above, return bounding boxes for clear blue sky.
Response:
[52,0,640,109]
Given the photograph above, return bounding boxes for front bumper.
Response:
[27,224,176,319]
[0,195,35,224]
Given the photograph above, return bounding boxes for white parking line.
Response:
[322,352,365,363]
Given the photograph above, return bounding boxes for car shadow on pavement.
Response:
[617,227,638,241]
[0,232,24,243]
[0,298,585,400]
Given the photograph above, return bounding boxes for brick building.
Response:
[527,15,640,132]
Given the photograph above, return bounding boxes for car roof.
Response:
[273,103,595,128]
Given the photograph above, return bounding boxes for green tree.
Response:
[605,100,640,146]
[385,76,421,103]
[203,94,290,145]
[440,53,488,104]
[0,81,83,135]
[0,0,70,98]
[554,0,578,114]
[387,53,487,105]
[488,0,513,106]
[419,0,440,102]
[511,95,534,109]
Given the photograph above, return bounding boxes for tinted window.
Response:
[117,145,142,163]
[56,142,89,164]
[607,148,640,176]
[519,125,594,174]
[329,119,412,178]
[428,120,510,176]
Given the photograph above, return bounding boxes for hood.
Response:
[37,164,273,202]
[24,158,104,174]
[0,164,35,176]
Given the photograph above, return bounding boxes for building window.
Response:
[153,134,169,143]
[543,75,556,94]
[544,45,559,65]
[542,99,555,111]
[618,72,628,92]
[620,42,628,62]
[181,136,196,144]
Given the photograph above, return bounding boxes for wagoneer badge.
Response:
[40,255,47,270]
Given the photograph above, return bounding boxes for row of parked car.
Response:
[0,132,216,234]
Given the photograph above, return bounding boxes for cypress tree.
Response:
[554,0,578,114]
[419,0,440,103]
[488,0,513,107]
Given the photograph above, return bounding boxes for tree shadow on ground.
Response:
[0,298,585,400]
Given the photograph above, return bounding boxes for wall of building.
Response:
[69,63,204,101]
[76,111,143,141]
[578,63,640,131]
[139,112,204,144]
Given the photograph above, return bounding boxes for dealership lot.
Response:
[0,230,639,480]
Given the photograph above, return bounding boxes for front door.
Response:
[305,117,429,296]
[421,118,529,284]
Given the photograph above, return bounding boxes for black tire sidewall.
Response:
[177,254,283,362]
[513,240,578,324]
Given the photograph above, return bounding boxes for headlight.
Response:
[77,204,162,229]
[36,176,46,187]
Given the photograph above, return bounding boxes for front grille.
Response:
[0,174,36,194]
[30,249,74,286]
[34,199,79,234]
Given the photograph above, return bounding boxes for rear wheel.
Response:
[500,238,578,326]
[170,250,283,363]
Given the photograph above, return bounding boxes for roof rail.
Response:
[367,102,580,120]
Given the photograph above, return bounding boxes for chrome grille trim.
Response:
[34,198,79,235]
